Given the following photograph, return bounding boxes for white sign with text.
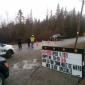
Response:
[42,47,84,78]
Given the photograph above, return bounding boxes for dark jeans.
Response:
[31,42,34,48]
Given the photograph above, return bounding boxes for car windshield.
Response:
[0,43,5,47]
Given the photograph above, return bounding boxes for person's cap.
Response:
[32,35,34,36]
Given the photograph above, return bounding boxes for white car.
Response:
[50,34,65,41]
[0,43,15,58]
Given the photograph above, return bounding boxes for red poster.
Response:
[42,50,53,56]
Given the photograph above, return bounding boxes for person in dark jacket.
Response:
[27,38,31,48]
[17,38,22,50]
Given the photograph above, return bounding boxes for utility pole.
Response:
[74,0,85,49]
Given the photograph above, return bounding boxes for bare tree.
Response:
[16,9,24,24]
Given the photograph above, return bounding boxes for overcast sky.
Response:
[0,0,85,22]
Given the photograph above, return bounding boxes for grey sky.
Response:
[0,0,84,22]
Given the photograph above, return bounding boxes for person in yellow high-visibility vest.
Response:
[30,35,35,48]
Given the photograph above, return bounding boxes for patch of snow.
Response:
[11,59,40,72]
[13,63,19,70]
[33,59,37,63]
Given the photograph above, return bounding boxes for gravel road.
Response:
[5,44,84,85]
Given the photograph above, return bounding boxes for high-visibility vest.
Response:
[30,37,35,42]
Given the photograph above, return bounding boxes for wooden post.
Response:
[74,0,85,49]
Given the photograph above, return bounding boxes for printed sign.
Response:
[42,46,84,78]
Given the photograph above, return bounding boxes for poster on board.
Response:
[42,46,84,78]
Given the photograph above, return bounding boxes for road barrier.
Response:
[34,41,61,50]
